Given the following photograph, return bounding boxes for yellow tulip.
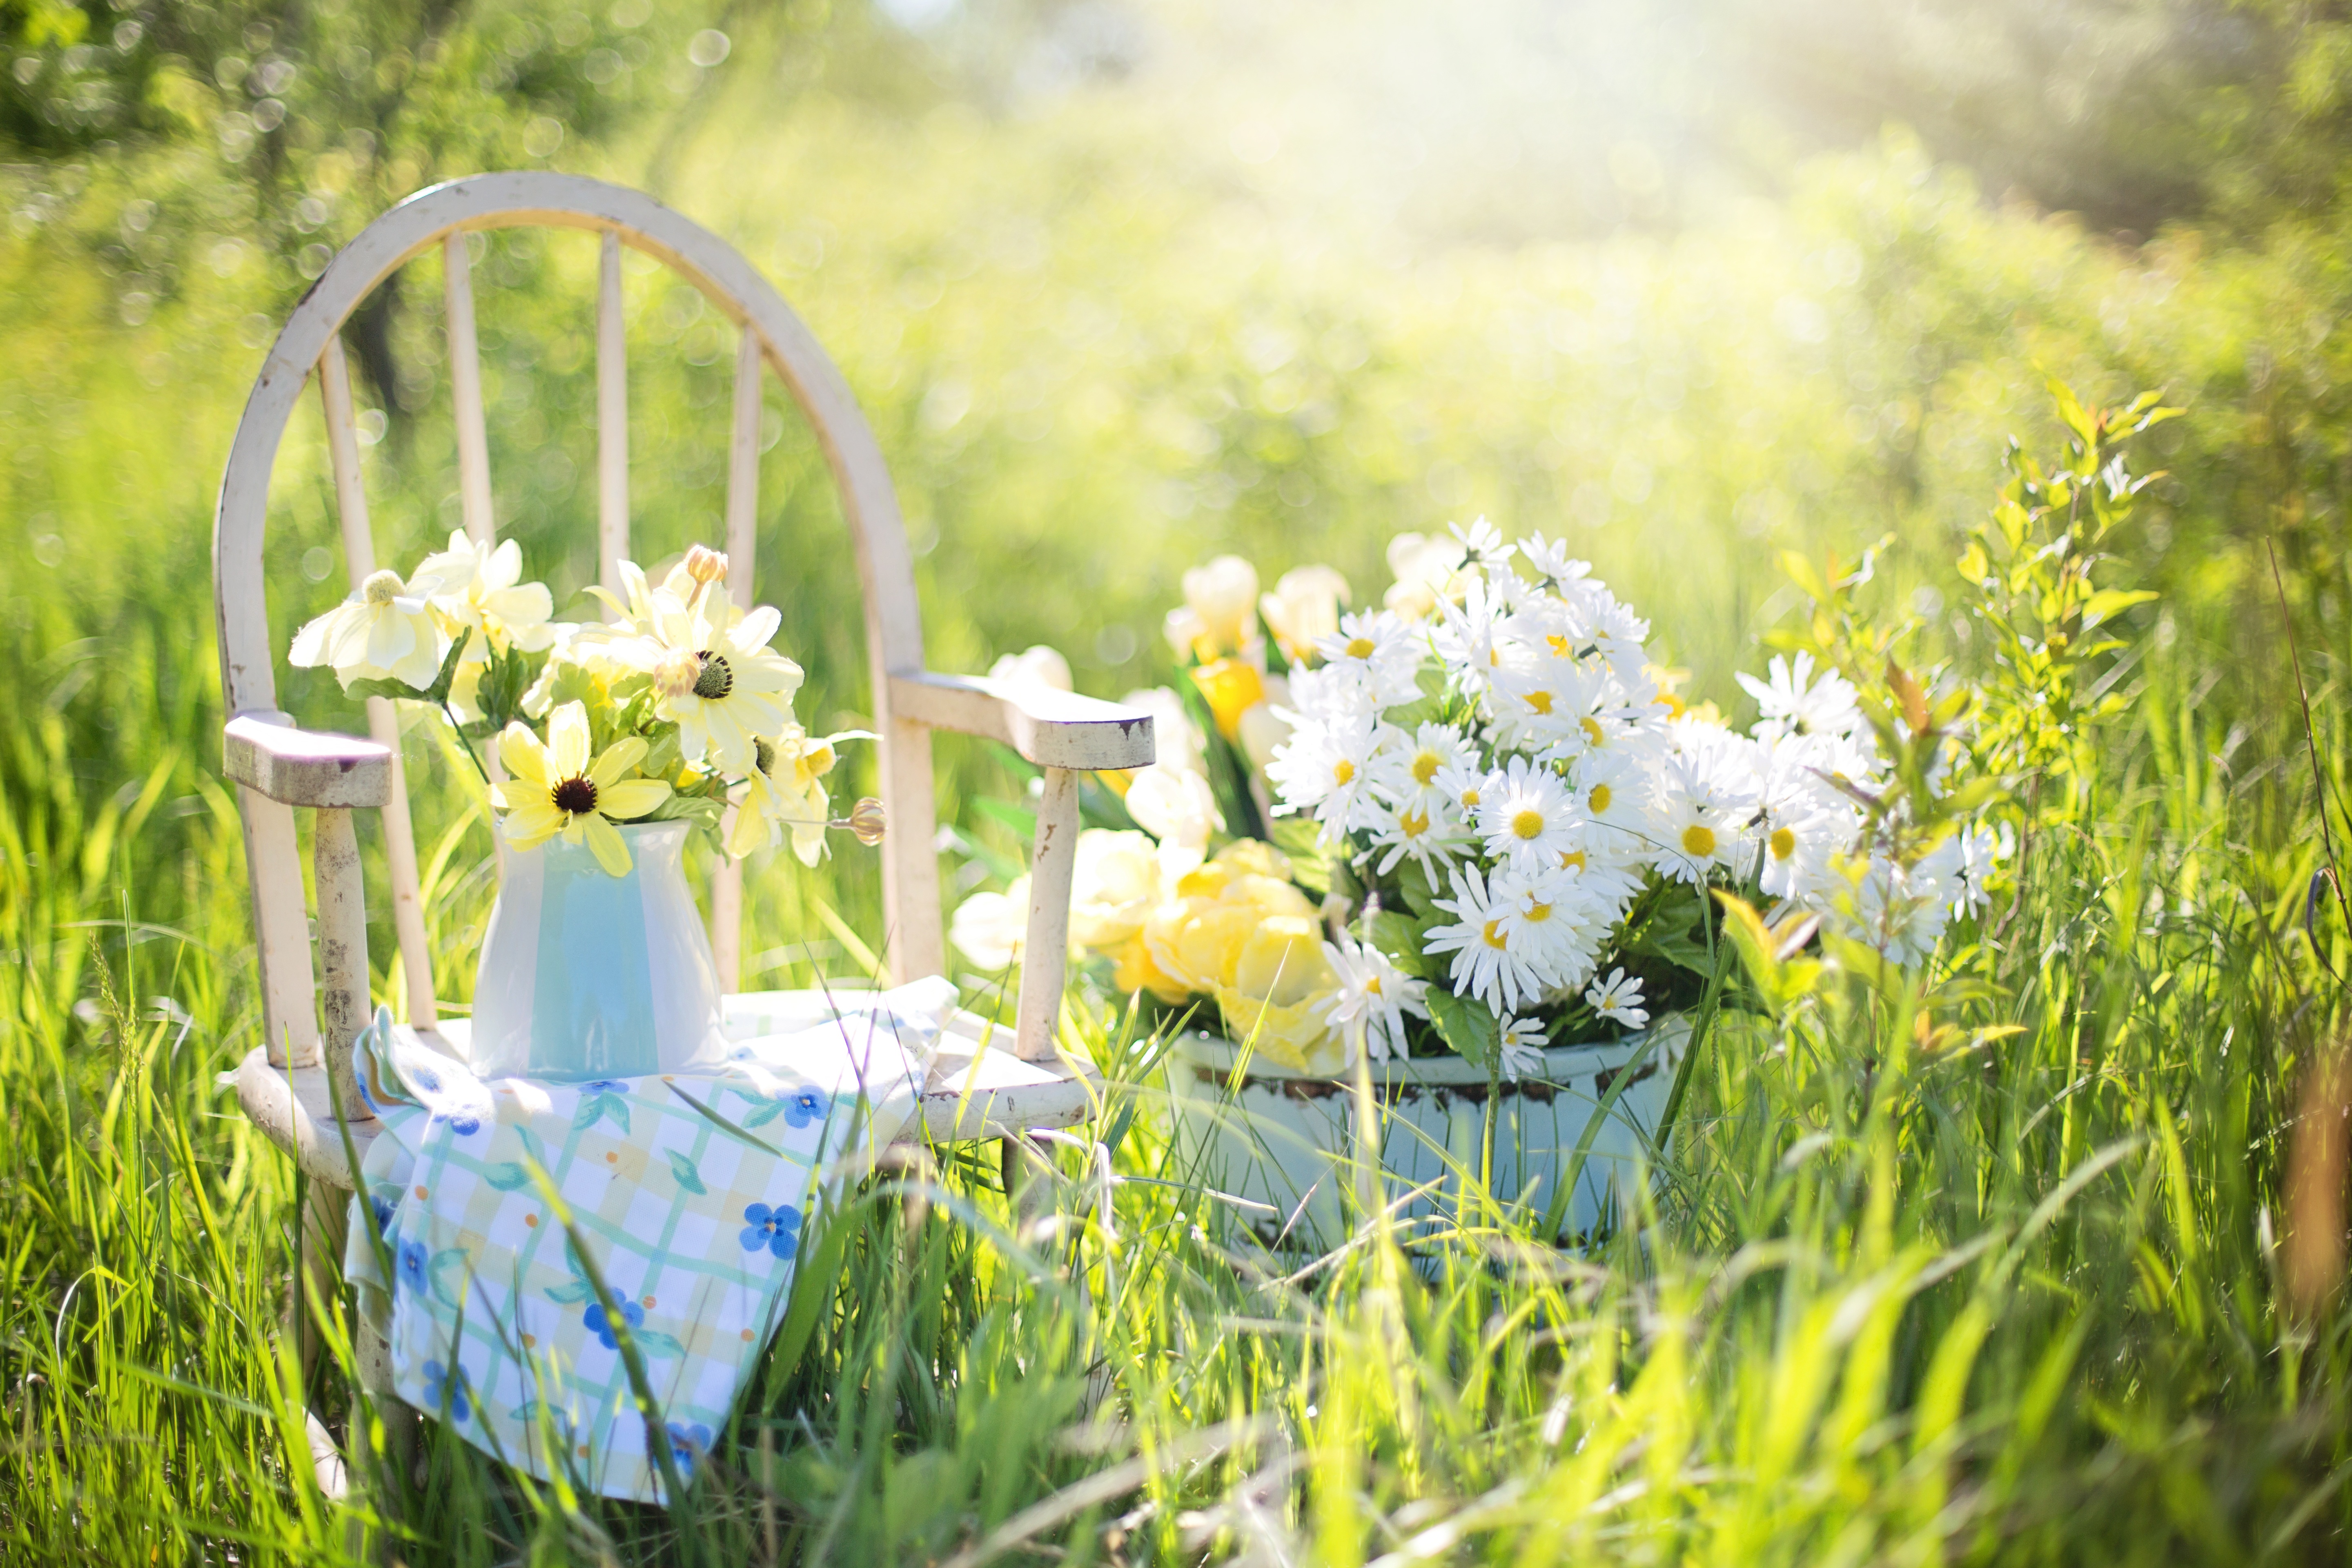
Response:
[1189,657,1265,741]
[1230,915,1336,1006]
[1216,986,1347,1074]
[1110,933,1193,1004]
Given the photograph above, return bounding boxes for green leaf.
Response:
[1425,986,1498,1072]
[1370,910,1430,979]
[1394,857,1440,919]
[474,640,533,733]
[2080,588,2157,630]
[1382,695,1443,729]
[2046,375,2098,450]
[1080,773,1143,832]
[1624,884,1712,976]
[665,1149,707,1195]
[1266,817,1330,894]
[1257,607,1292,674]
[1176,673,1267,842]
[1778,549,1831,604]
[641,791,724,832]
[973,795,1038,842]
[482,1162,531,1192]
[543,1279,595,1306]
[343,675,431,704]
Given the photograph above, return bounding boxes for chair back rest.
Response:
[215,173,946,1063]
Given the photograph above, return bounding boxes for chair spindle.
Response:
[708,324,766,991]
[319,335,439,1030]
[442,233,496,547]
[597,229,628,619]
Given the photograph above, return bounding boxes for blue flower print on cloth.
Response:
[739,1203,803,1261]
[421,1358,472,1423]
[666,1421,714,1475]
[584,1299,644,1351]
[397,1239,429,1296]
[341,976,957,1504]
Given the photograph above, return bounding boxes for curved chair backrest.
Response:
[216,174,998,1064]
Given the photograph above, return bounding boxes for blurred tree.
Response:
[0,0,737,407]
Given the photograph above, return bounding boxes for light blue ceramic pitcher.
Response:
[468,819,728,1081]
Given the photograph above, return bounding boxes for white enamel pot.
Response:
[1163,1017,1689,1250]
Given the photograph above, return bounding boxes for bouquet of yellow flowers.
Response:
[288,537,872,877]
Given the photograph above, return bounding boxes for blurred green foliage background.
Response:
[7,0,2351,937]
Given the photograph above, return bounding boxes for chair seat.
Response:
[234,990,1098,1189]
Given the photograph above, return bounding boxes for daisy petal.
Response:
[501,799,565,850]
[583,813,634,877]
[549,702,591,779]
[595,779,671,821]
[499,724,551,787]
[733,605,781,649]
[588,737,648,788]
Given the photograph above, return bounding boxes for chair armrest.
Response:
[886,671,1155,771]
[225,711,393,809]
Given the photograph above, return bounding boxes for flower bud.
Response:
[683,544,729,587]
[650,648,701,703]
[847,797,886,846]
[1180,555,1260,656]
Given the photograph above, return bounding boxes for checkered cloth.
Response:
[341,978,954,1502]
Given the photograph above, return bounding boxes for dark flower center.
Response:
[693,650,734,700]
[752,736,775,777]
[552,776,598,816]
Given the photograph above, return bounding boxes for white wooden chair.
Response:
[214,172,1152,1489]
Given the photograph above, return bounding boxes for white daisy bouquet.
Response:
[1262,520,2005,1080]
[288,538,874,878]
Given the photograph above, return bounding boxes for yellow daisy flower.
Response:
[490,702,672,876]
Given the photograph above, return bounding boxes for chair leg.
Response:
[348,1311,415,1561]
[286,1181,350,1384]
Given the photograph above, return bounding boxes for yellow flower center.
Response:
[1365,975,1383,996]
[1512,808,1546,840]
[1546,634,1570,656]
[1400,806,1430,835]
[1523,689,1555,715]
[1559,849,1587,872]
[1581,716,1605,746]
[1526,901,1552,923]
[361,569,404,606]
[1411,750,1441,785]
[1460,787,1481,809]
[1333,758,1356,786]
[1589,783,1611,813]
[1682,823,1717,859]
[1770,826,1797,860]
[1481,919,1508,949]
[1345,636,1377,659]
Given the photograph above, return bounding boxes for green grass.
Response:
[8,7,2352,1559]
[4,644,2350,1564]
